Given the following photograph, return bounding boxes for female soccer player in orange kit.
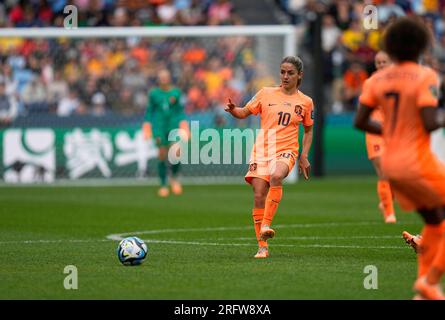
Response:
[364,51,397,223]
[225,56,314,258]
[355,17,445,299]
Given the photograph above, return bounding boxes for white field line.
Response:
[0,238,408,250]
[137,239,407,250]
[105,221,417,241]
[0,221,416,250]
[195,235,403,241]
[0,239,110,244]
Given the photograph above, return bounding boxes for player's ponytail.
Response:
[281,56,304,88]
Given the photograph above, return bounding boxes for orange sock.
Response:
[377,180,395,218]
[418,223,444,277]
[262,186,283,227]
[252,208,267,247]
[427,222,445,283]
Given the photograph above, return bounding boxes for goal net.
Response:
[0,26,296,184]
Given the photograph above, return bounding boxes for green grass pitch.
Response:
[0,177,428,299]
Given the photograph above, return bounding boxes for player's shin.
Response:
[252,208,267,247]
[171,163,180,177]
[426,221,445,284]
[262,186,283,227]
[377,180,396,221]
[158,161,168,187]
[417,223,444,277]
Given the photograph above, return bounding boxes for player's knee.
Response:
[253,190,267,207]
[270,173,284,186]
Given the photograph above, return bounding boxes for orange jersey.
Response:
[365,102,385,160]
[359,62,439,177]
[246,87,314,161]
[359,62,445,210]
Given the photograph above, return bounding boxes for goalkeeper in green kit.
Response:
[142,69,190,197]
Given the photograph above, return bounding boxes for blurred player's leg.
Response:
[377,180,396,223]
[169,137,183,195]
[170,163,182,195]
[420,208,445,299]
[413,209,445,299]
[251,178,269,257]
[157,146,169,197]
[414,276,445,300]
[416,210,444,277]
[402,231,422,253]
[371,157,396,223]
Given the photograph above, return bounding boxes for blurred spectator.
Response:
[285,0,307,25]
[91,92,107,116]
[377,0,405,24]
[122,59,147,93]
[157,0,178,25]
[433,33,445,71]
[199,57,233,100]
[21,74,48,113]
[341,18,364,52]
[117,87,139,115]
[1,63,18,99]
[178,0,206,25]
[0,76,18,126]
[16,4,44,28]
[342,61,367,111]
[328,0,352,30]
[112,7,130,26]
[208,0,234,25]
[186,80,209,113]
[47,69,68,111]
[57,89,81,117]
[322,14,341,53]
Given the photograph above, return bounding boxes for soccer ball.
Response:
[117,237,148,266]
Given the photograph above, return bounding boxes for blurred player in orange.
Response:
[225,56,314,258]
[364,51,397,223]
[355,17,445,299]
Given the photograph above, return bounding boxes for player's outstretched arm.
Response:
[224,99,252,119]
[354,104,382,134]
[421,107,445,132]
[299,125,313,180]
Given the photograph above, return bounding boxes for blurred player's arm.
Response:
[143,91,154,140]
[224,98,252,119]
[420,107,445,132]
[299,125,313,180]
[178,92,190,141]
[418,71,443,132]
[354,104,382,134]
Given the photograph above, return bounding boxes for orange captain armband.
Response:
[179,120,190,141]
[142,122,152,140]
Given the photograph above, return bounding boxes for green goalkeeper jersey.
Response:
[144,87,185,146]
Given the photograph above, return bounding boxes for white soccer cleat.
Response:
[254,246,269,259]
[260,225,275,241]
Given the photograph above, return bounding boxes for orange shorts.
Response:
[365,132,384,160]
[386,159,445,211]
[245,152,297,185]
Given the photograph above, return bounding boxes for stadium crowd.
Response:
[277,0,445,113]
[1,0,445,127]
[0,0,254,127]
